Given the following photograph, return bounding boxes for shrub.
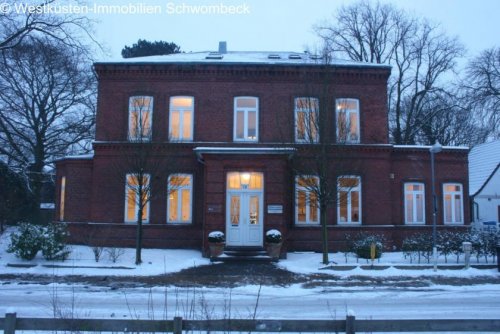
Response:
[352,233,385,260]
[40,223,71,261]
[106,247,125,263]
[402,234,420,263]
[7,223,43,260]
[265,229,282,243]
[208,231,225,243]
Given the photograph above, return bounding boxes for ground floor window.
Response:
[337,176,361,224]
[168,174,193,224]
[443,183,463,224]
[295,176,319,225]
[404,182,425,224]
[124,174,150,223]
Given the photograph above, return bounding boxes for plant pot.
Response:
[208,242,225,258]
[265,242,282,260]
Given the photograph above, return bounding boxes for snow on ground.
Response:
[0,226,499,277]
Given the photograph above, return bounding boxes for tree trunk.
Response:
[135,207,143,265]
[321,205,329,264]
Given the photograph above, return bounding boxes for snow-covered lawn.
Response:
[1,226,498,278]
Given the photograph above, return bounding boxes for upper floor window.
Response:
[124,174,150,224]
[129,96,153,141]
[443,183,463,224]
[295,97,319,143]
[336,98,360,143]
[234,97,258,142]
[169,96,194,141]
[167,174,193,224]
[295,176,319,225]
[404,183,425,224]
[337,176,361,224]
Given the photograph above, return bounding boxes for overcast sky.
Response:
[85,0,499,60]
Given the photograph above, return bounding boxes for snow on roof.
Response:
[469,140,500,196]
[97,51,391,69]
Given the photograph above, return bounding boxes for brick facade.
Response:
[55,51,469,255]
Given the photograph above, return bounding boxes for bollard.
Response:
[462,242,472,269]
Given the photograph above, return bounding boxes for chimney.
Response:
[218,41,227,54]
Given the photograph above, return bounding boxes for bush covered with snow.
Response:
[7,223,43,260]
[265,229,282,243]
[40,223,70,261]
[351,233,385,260]
[7,222,70,261]
[208,231,225,243]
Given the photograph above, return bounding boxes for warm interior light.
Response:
[240,173,251,186]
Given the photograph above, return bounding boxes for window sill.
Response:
[337,222,362,226]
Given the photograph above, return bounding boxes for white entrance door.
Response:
[226,192,263,246]
[226,172,264,247]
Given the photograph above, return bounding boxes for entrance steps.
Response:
[211,247,273,262]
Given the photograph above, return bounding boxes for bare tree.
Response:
[0,0,96,52]
[316,0,465,145]
[462,47,500,141]
[118,96,186,265]
[289,52,361,264]
[0,36,95,222]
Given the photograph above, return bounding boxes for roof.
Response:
[96,51,391,70]
[469,140,500,196]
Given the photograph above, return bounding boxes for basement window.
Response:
[268,54,281,59]
[206,52,223,60]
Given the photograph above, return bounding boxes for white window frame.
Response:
[169,96,194,141]
[128,96,153,141]
[295,175,320,225]
[233,96,259,142]
[404,182,426,225]
[167,174,193,224]
[337,175,362,225]
[336,98,360,144]
[295,97,319,143]
[124,174,150,224]
[443,183,464,225]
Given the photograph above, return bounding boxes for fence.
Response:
[1,313,499,333]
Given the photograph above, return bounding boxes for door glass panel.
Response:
[249,196,259,225]
[230,195,240,226]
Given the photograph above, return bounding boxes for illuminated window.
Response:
[234,97,258,142]
[129,96,153,141]
[337,176,361,224]
[336,98,360,143]
[124,174,150,223]
[295,97,319,143]
[295,176,320,225]
[443,183,463,224]
[169,96,194,141]
[59,176,66,221]
[167,174,193,224]
[404,183,425,224]
[227,172,263,190]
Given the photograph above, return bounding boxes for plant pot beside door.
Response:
[265,229,283,260]
[208,231,225,258]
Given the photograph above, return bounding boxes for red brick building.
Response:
[55,45,469,255]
